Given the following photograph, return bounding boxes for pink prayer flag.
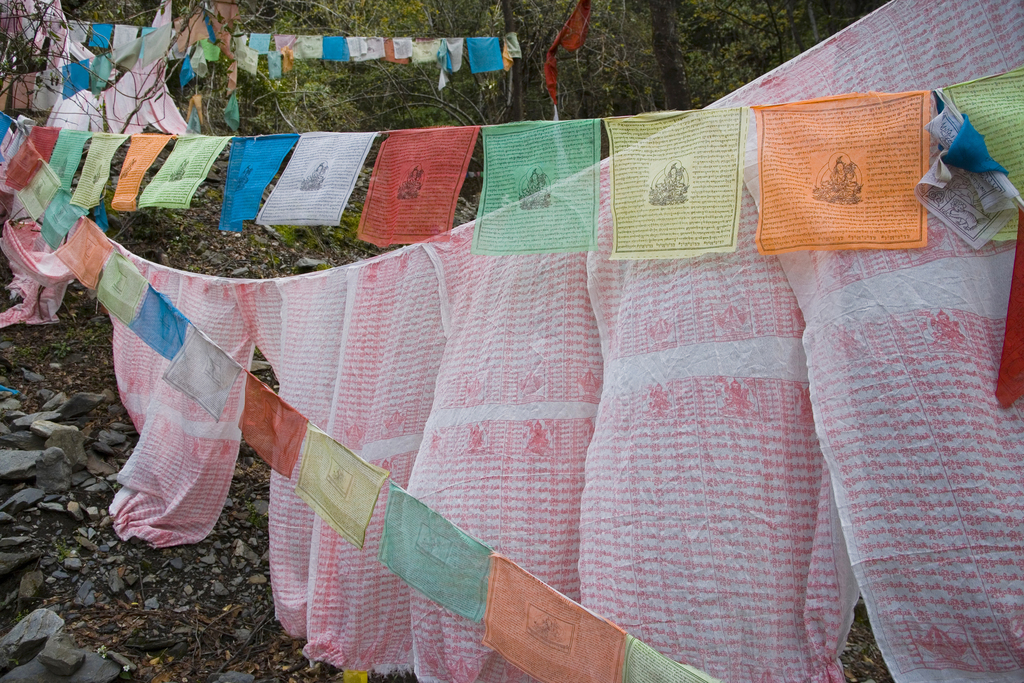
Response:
[997,208,1024,407]
[27,126,60,162]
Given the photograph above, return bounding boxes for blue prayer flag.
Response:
[180,55,195,87]
[61,60,90,98]
[204,16,217,43]
[267,51,282,79]
[130,285,190,360]
[93,201,108,231]
[0,113,12,162]
[89,24,113,49]
[465,37,503,73]
[248,33,271,54]
[945,114,1009,175]
[219,134,299,231]
[322,36,350,61]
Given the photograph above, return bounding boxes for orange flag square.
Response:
[483,554,626,683]
[753,91,930,254]
[55,217,112,289]
[27,126,60,162]
[5,139,43,191]
[358,126,479,247]
[112,134,175,212]
[240,371,307,478]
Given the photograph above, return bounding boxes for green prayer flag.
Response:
[292,35,323,59]
[623,636,723,683]
[267,51,282,80]
[42,190,86,249]
[191,43,208,77]
[505,32,521,58]
[71,133,129,209]
[474,119,600,255]
[200,38,221,62]
[49,129,92,192]
[17,163,61,220]
[186,107,202,135]
[223,92,240,132]
[378,482,493,622]
[97,253,148,325]
[90,54,111,96]
[138,135,232,209]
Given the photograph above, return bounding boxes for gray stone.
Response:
[37,631,84,676]
[34,448,70,493]
[0,513,13,525]
[0,433,44,451]
[207,672,255,683]
[36,502,62,513]
[251,499,269,516]
[0,552,40,578]
[39,393,65,413]
[0,489,43,514]
[84,507,99,521]
[82,483,107,493]
[55,394,106,420]
[96,431,125,447]
[249,360,271,373]
[294,257,326,272]
[0,451,41,481]
[11,413,59,430]
[212,581,228,596]
[0,538,30,549]
[169,558,182,570]
[89,441,113,457]
[17,571,42,600]
[0,608,64,664]
[0,652,119,683]
[84,454,116,477]
[34,390,52,403]
[28,421,62,439]
[44,429,86,471]
[62,557,81,572]
[106,569,123,594]
[20,370,44,383]
[143,597,158,610]
[69,472,90,486]
[230,266,250,277]
[0,399,20,412]
[65,502,82,521]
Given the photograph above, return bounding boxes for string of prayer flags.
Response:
[129,285,189,361]
[112,134,175,212]
[239,371,306,477]
[997,209,1024,407]
[17,163,60,220]
[248,33,271,54]
[359,126,478,246]
[545,0,591,105]
[946,66,1024,240]
[378,482,492,621]
[27,126,59,163]
[623,636,722,683]
[224,93,240,132]
[605,108,748,259]
[49,129,91,192]
[97,252,148,325]
[138,135,231,210]
[322,37,350,62]
[753,92,930,254]
[219,134,299,232]
[90,55,111,96]
[55,217,111,289]
[294,423,389,549]
[274,35,296,51]
[61,60,89,98]
[411,39,440,63]
[465,37,503,73]
[483,554,627,683]
[41,191,85,249]
[292,36,324,60]
[71,133,129,209]
[162,325,243,420]
[89,23,113,49]
[256,131,376,226]
[5,139,44,191]
[473,119,600,255]
[267,51,282,79]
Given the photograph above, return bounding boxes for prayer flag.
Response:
[235,37,258,75]
[27,126,59,162]
[346,37,368,61]
[292,35,323,60]
[605,109,748,259]
[383,39,409,64]
[545,0,590,104]
[273,34,296,51]
[623,636,722,683]
[256,131,376,226]
[112,134,175,212]
[17,163,60,220]
[111,24,139,50]
[944,115,1007,175]
[224,92,240,131]
[162,324,243,420]
[295,423,389,549]
[445,38,464,72]
[997,209,1024,407]
[505,32,521,58]
[483,554,627,683]
[0,112,11,161]
[411,39,440,64]
[281,46,294,73]
[391,37,413,60]
[111,34,143,70]
[219,134,299,232]
[97,252,148,325]
[139,23,172,68]
[267,51,282,79]
[361,37,384,60]
[90,54,111,96]
[248,33,271,54]
[180,54,195,87]
[68,21,89,44]
[89,24,113,49]
[359,126,478,246]
[322,36,350,62]
[753,92,930,254]
[71,133,129,209]
[474,119,600,254]
[200,38,221,62]
[239,371,306,477]
[5,138,43,191]
[49,129,91,192]
[130,285,190,361]
[11,73,33,110]
[191,42,208,77]
[55,217,111,289]
[378,482,492,621]
[465,37,503,73]
[61,60,89,99]
[41,190,86,249]
[92,201,108,231]
[139,135,232,209]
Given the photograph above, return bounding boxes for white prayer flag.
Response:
[162,325,243,420]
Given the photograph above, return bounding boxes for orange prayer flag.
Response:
[358,126,479,247]
[112,134,175,212]
[281,46,294,73]
[383,39,410,64]
[239,371,307,478]
[5,139,43,191]
[27,126,59,162]
[483,554,626,683]
[753,91,930,255]
[55,217,112,289]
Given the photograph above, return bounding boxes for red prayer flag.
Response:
[27,126,59,162]
[5,139,43,191]
[544,0,591,105]
[358,126,479,247]
[997,209,1024,407]
[239,371,307,478]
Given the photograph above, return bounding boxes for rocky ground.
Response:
[0,151,892,683]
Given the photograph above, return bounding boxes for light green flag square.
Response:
[295,424,389,549]
[138,135,232,209]
[71,132,129,209]
[42,190,86,249]
[473,119,600,255]
[97,252,148,325]
[292,35,323,59]
[624,636,723,683]
[49,129,92,192]
[378,482,492,622]
[946,66,1024,240]
[17,163,61,220]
